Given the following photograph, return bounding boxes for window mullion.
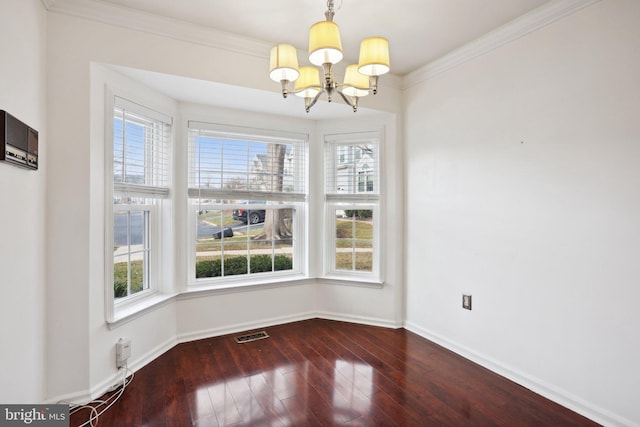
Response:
[351,215,356,271]
[126,211,132,297]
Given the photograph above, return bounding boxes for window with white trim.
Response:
[325,132,380,280]
[188,122,307,285]
[108,96,171,304]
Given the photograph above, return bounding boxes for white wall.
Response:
[0,0,47,403]
[45,11,302,399]
[45,10,403,401]
[404,1,640,425]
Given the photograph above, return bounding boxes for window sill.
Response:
[108,293,177,329]
[317,276,384,288]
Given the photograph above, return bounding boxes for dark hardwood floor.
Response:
[71,319,599,426]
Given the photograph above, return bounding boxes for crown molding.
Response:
[43,0,405,90]
[402,0,601,89]
[43,0,271,58]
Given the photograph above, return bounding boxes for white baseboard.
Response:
[90,336,178,401]
[176,311,317,343]
[46,336,178,406]
[46,389,93,406]
[175,311,401,346]
[317,311,403,329]
[404,321,635,427]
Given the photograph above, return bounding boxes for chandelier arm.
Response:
[336,89,358,112]
[305,91,324,113]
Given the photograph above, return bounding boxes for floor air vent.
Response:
[235,331,269,344]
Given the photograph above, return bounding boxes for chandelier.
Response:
[268,0,390,113]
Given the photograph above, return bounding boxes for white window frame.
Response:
[104,90,173,323]
[323,131,382,283]
[186,121,309,289]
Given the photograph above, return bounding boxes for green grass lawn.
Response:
[113,260,144,297]
[335,218,373,248]
[336,218,373,238]
[198,210,236,227]
[335,252,373,271]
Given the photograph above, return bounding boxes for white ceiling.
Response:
[93,0,551,76]
[50,0,587,119]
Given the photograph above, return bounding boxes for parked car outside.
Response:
[232,208,266,224]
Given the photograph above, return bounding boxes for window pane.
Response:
[195,207,224,278]
[114,211,129,247]
[195,256,221,279]
[328,143,376,194]
[223,253,248,276]
[334,209,374,273]
[113,254,129,298]
[355,251,373,272]
[129,211,145,246]
[193,201,296,280]
[114,108,169,189]
[129,259,146,295]
[336,212,354,239]
[189,133,305,195]
[113,209,150,299]
[335,252,354,271]
[275,253,293,271]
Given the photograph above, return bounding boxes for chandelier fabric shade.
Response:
[269,0,390,113]
[294,66,322,98]
[358,37,390,76]
[269,44,300,82]
[308,21,344,66]
[342,64,370,98]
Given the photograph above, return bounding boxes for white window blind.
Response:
[113,96,171,200]
[325,132,379,201]
[188,121,307,202]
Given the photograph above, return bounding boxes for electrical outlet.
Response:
[116,338,131,368]
[462,294,472,310]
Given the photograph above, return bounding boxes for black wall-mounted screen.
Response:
[0,110,38,170]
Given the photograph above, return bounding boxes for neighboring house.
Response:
[249,148,296,192]
[335,145,374,193]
